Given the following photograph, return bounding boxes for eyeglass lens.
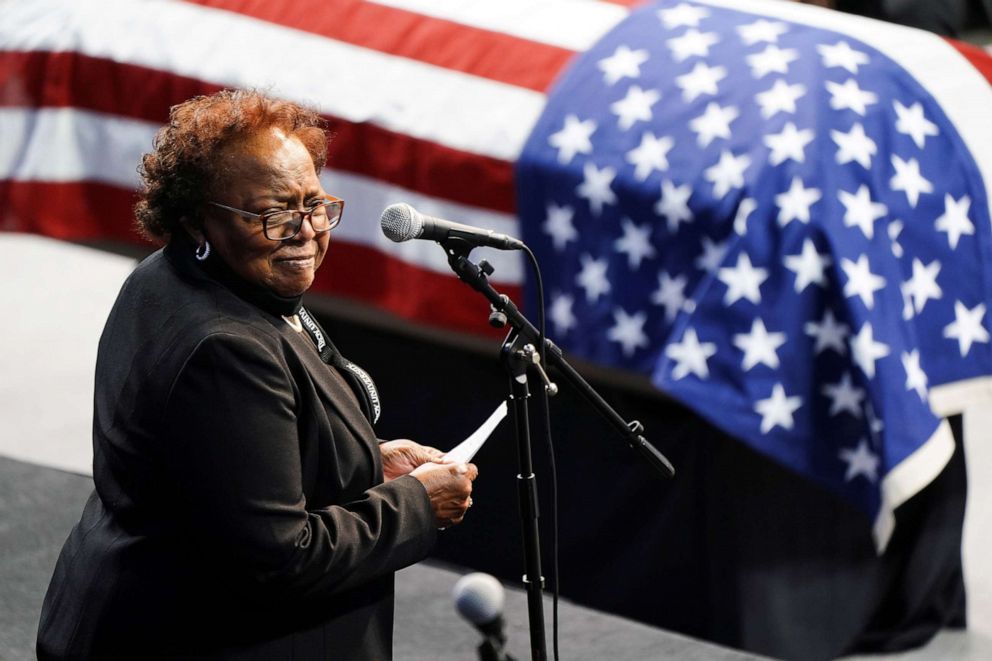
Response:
[264,200,342,240]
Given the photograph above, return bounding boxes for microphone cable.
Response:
[521,245,560,661]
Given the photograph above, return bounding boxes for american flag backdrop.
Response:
[2,0,992,550]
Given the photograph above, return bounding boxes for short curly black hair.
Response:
[135,89,328,242]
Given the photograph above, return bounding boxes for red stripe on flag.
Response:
[0,51,517,213]
[183,0,575,93]
[0,51,197,124]
[0,179,146,244]
[947,39,992,87]
[0,179,516,335]
[313,241,514,337]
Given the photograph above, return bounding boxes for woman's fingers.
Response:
[411,462,479,528]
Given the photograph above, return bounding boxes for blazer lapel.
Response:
[286,330,383,479]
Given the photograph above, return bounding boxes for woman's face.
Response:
[201,127,330,297]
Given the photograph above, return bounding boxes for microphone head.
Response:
[380,203,423,243]
[453,572,505,625]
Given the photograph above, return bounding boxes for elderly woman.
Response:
[36,89,477,660]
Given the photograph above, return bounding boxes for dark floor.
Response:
[0,456,765,661]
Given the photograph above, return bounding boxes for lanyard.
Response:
[297,307,381,425]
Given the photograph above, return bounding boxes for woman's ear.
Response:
[179,216,206,244]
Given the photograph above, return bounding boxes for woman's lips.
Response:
[274,255,315,269]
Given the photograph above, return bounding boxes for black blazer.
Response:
[37,241,436,660]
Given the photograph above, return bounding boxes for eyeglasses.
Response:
[208,195,344,241]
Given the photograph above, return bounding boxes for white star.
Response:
[657,3,710,29]
[576,254,611,303]
[651,271,688,322]
[841,254,886,310]
[704,150,751,199]
[821,372,865,417]
[866,401,884,438]
[755,383,802,434]
[548,115,596,165]
[695,236,728,273]
[611,85,661,131]
[784,238,831,293]
[775,176,822,227]
[832,122,877,169]
[756,80,806,119]
[667,29,720,62]
[549,292,576,335]
[826,79,878,116]
[737,19,788,45]
[576,163,617,216]
[935,194,974,250]
[764,122,815,166]
[894,100,939,149]
[733,318,786,370]
[627,132,674,181]
[689,102,739,147]
[676,61,727,102]
[717,253,768,305]
[944,301,990,356]
[608,308,650,357]
[888,219,905,258]
[614,218,656,270]
[747,44,799,78]
[903,258,942,315]
[838,185,887,239]
[901,350,929,401]
[890,155,933,208]
[850,322,890,378]
[734,197,758,235]
[817,41,870,74]
[899,280,915,321]
[655,180,693,232]
[542,203,577,251]
[839,438,879,482]
[665,327,717,380]
[805,309,849,355]
[598,45,649,86]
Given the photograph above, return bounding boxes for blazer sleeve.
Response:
[162,330,436,599]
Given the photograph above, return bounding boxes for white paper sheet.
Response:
[445,400,508,463]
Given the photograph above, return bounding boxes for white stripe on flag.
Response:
[0,0,546,162]
[368,0,628,51]
[0,107,151,187]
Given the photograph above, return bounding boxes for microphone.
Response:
[453,573,516,661]
[380,203,525,250]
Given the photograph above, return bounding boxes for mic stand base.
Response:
[478,636,518,661]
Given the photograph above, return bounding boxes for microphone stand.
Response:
[478,632,517,661]
[441,239,675,661]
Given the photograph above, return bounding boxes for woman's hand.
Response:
[380,439,445,482]
[410,462,479,529]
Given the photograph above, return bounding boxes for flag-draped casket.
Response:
[3,0,992,657]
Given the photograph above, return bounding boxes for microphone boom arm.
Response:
[442,238,675,479]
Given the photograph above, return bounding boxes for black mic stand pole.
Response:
[441,240,676,661]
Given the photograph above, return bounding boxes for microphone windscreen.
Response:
[453,573,505,625]
[380,203,422,242]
